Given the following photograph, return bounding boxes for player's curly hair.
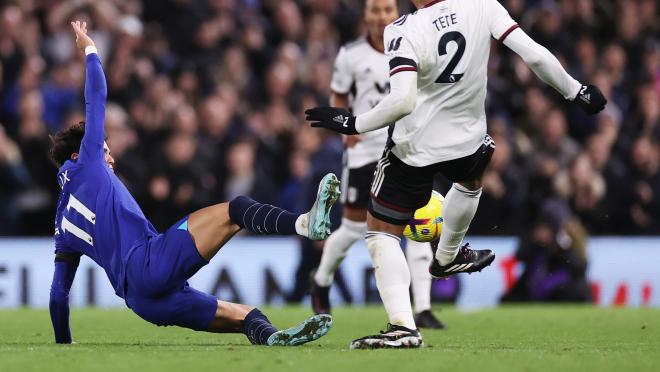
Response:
[49,122,86,168]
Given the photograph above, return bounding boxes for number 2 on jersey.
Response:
[436,31,466,84]
[61,194,96,246]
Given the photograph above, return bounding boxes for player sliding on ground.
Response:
[310,0,444,330]
[49,21,340,346]
[306,0,606,349]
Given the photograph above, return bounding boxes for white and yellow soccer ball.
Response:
[403,191,444,242]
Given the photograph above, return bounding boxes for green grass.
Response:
[1,306,659,372]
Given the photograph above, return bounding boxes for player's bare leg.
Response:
[183,175,339,345]
[188,203,242,261]
[180,207,335,346]
[187,207,335,345]
[430,177,495,278]
[207,301,255,332]
[184,195,338,346]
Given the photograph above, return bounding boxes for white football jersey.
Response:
[384,0,518,166]
[331,37,391,169]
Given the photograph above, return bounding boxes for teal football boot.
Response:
[307,173,341,240]
[267,314,333,346]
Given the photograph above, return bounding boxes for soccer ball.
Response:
[403,191,444,242]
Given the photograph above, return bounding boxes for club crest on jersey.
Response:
[387,37,403,52]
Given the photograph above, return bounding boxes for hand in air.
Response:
[305,107,359,135]
[70,20,95,51]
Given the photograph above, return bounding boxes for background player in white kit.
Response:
[310,0,445,330]
[307,0,606,349]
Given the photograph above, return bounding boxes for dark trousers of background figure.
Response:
[286,237,354,304]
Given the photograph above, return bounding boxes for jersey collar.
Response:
[423,0,445,8]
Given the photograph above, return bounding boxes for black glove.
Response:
[305,107,358,135]
[573,84,607,115]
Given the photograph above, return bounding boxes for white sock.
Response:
[366,232,416,330]
[406,239,433,313]
[295,214,308,237]
[435,183,482,265]
[314,218,366,287]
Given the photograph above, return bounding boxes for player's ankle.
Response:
[435,249,458,266]
[295,213,309,237]
[243,308,277,345]
[390,312,417,330]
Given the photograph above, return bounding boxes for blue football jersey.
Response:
[53,52,157,298]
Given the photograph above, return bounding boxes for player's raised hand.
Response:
[305,107,358,135]
[574,84,607,115]
[70,20,95,51]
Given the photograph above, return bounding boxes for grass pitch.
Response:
[1,305,659,372]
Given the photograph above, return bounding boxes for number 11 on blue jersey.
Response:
[61,194,96,246]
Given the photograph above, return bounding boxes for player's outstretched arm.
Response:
[71,20,108,163]
[306,69,417,135]
[502,28,606,115]
[49,253,81,344]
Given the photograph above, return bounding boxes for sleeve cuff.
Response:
[567,81,583,101]
[84,46,98,56]
[389,57,417,76]
[354,116,364,134]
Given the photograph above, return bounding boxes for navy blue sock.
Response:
[243,309,278,345]
[228,196,300,235]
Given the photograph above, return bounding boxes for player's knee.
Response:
[456,180,483,193]
[367,213,405,236]
[365,231,401,258]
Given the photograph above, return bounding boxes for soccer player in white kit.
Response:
[310,0,445,330]
[307,0,606,349]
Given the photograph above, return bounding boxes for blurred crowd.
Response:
[0,0,658,238]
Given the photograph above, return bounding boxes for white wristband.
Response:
[84,46,98,56]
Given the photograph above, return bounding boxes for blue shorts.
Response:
[125,216,217,331]
[126,283,217,331]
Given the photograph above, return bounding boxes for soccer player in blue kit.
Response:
[49,21,340,346]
